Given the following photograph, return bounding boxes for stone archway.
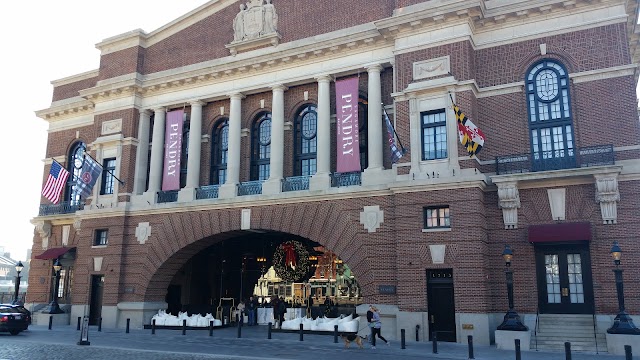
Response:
[139,201,375,304]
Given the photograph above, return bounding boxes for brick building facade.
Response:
[29,0,640,350]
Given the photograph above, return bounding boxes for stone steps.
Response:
[531,314,607,352]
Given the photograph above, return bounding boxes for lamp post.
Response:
[44,259,63,314]
[606,241,640,335]
[497,245,528,331]
[12,261,23,305]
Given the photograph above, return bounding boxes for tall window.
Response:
[67,142,86,204]
[180,118,190,188]
[526,60,574,168]
[294,105,317,176]
[421,110,447,160]
[358,99,368,170]
[251,113,272,181]
[211,118,229,184]
[424,206,450,229]
[100,158,116,195]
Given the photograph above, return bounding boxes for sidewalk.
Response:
[0,324,633,360]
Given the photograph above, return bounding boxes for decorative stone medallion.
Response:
[135,222,151,244]
[360,205,384,233]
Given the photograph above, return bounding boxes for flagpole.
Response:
[381,103,406,153]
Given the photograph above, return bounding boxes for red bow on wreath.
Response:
[282,243,297,269]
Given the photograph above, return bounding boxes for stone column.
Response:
[133,109,151,195]
[263,84,287,194]
[144,107,166,199]
[178,100,205,202]
[310,75,331,191]
[219,93,244,198]
[366,64,383,171]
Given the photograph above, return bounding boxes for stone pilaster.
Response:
[595,173,620,224]
[497,182,520,229]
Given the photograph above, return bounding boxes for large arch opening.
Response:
[155,230,363,320]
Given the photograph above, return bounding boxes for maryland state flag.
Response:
[453,100,486,157]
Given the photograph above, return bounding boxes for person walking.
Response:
[366,305,374,343]
[370,306,389,349]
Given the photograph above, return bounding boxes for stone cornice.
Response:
[35,97,95,121]
[51,69,100,87]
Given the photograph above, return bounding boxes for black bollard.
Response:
[77,316,81,330]
[152,319,156,335]
[564,342,572,360]
[98,318,102,332]
[515,339,521,360]
[334,325,339,343]
[237,319,242,338]
[401,329,406,349]
[416,324,420,342]
[468,335,474,359]
[432,331,438,354]
[209,321,213,337]
[625,345,632,360]
[299,323,304,341]
[126,318,130,334]
[48,315,53,330]
[182,319,187,335]
[268,322,272,339]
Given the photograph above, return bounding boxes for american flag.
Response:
[42,160,70,204]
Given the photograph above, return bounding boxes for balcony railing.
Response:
[238,180,263,196]
[39,201,85,216]
[331,172,362,187]
[496,144,615,175]
[282,176,310,192]
[157,190,178,203]
[196,185,220,200]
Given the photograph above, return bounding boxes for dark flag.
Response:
[382,105,406,163]
[75,155,103,199]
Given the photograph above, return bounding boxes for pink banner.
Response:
[162,109,184,191]
[335,77,360,173]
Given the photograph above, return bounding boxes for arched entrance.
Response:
[145,230,364,321]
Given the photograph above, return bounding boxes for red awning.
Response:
[528,223,591,243]
[34,247,75,260]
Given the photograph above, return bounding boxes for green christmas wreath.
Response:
[273,240,310,282]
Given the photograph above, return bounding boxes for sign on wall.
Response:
[162,109,184,191]
[335,77,360,173]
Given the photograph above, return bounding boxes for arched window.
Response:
[358,99,368,170]
[210,118,229,184]
[526,60,574,170]
[294,105,317,176]
[251,112,272,181]
[66,141,86,204]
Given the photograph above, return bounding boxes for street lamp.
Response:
[12,261,24,305]
[43,259,63,314]
[497,245,528,331]
[606,241,640,335]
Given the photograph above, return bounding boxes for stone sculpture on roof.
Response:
[232,0,279,42]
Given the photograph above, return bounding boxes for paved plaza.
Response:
[0,324,634,360]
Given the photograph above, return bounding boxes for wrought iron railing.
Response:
[39,201,85,216]
[196,185,220,200]
[237,180,263,196]
[496,144,614,175]
[331,171,362,187]
[157,190,179,203]
[282,176,310,192]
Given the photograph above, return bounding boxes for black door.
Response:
[427,269,456,342]
[89,275,104,325]
[535,244,594,314]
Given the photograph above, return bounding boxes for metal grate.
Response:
[282,176,310,192]
[196,185,220,200]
